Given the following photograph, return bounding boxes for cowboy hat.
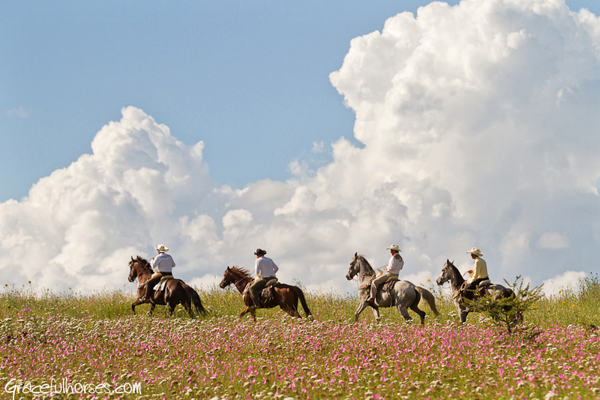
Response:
[156,244,169,253]
[254,248,267,256]
[386,244,401,252]
[467,247,483,257]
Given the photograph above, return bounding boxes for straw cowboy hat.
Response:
[467,247,483,257]
[254,248,267,256]
[386,245,401,252]
[156,244,169,253]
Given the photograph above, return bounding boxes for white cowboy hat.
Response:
[467,247,483,257]
[386,244,401,252]
[156,244,169,253]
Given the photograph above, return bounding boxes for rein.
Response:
[130,261,153,289]
[227,273,252,291]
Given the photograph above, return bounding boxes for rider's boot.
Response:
[250,292,261,309]
[143,285,153,302]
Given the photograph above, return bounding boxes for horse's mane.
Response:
[447,261,464,284]
[229,266,253,281]
[356,254,375,274]
[131,256,152,273]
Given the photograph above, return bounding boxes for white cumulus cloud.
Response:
[1,0,600,295]
[6,106,30,118]
[541,270,587,297]
[536,232,569,249]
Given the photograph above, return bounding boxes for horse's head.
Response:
[219,266,234,289]
[436,259,455,286]
[128,256,138,282]
[346,252,360,280]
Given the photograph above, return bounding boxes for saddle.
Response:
[359,278,398,295]
[153,275,174,293]
[244,278,279,307]
[379,279,398,293]
[460,279,492,299]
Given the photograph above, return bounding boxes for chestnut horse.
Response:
[219,266,312,321]
[128,256,207,318]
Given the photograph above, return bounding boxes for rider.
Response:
[463,247,489,301]
[249,248,279,308]
[143,244,176,301]
[366,245,403,304]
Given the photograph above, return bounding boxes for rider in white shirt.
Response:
[249,248,279,308]
[143,244,175,301]
[367,245,403,304]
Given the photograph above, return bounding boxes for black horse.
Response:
[128,256,207,318]
[436,259,514,323]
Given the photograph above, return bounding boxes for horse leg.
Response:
[371,305,381,322]
[282,306,301,318]
[168,303,176,317]
[354,301,369,323]
[396,305,412,322]
[131,298,145,315]
[239,306,251,319]
[185,302,194,318]
[458,304,468,324]
[409,303,426,325]
[147,302,156,316]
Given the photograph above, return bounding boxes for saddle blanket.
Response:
[153,275,173,292]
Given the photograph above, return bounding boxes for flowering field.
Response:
[1,278,599,400]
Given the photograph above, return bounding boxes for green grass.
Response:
[1,274,599,328]
[1,275,599,399]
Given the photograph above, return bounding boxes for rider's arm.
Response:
[473,258,487,280]
[255,258,261,277]
[384,256,394,272]
[272,260,279,274]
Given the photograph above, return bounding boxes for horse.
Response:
[219,266,312,321]
[436,259,514,324]
[345,253,439,324]
[128,256,207,318]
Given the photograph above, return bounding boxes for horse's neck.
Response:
[359,260,375,284]
[137,264,153,282]
[233,275,252,294]
[450,267,465,292]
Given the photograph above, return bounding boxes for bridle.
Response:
[347,259,360,282]
[130,260,151,288]
[222,270,251,290]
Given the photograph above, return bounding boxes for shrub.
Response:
[465,275,544,334]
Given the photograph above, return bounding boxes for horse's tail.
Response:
[292,286,312,318]
[186,285,208,316]
[415,287,440,316]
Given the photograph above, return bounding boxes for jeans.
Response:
[370,272,399,299]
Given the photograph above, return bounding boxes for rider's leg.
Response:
[248,277,267,308]
[463,278,484,301]
[143,272,163,301]
[368,273,393,302]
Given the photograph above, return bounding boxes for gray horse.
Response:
[346,253,439,323]
[436,259,514,324]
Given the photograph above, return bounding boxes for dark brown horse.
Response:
[128,256,207,318]
[219,266,312,321]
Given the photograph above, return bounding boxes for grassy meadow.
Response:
[1,275,599,399]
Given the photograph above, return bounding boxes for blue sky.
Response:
[2,0,600,292]
[3,0,596,202]
[0,1,432,200]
